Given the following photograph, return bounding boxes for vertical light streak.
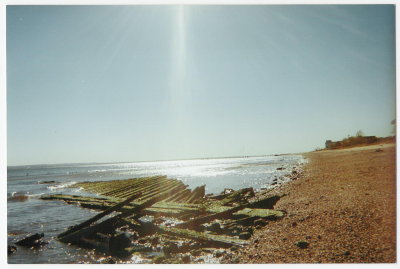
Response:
[169,5,187,124]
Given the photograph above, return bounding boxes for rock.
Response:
[38,180,56,184]
[191,249,202,256]
[178,242,191,253]
[16,233,47,247]
[109,232,132,257]
[223,188,234,195]
[239,232,252,240]
[8,245,17,255]
[276,167,284,170]
[254,219,268,227]
[295,240,309,249]
[181,254,191,264]
[153,255,166,264]
[131,231,139,240]
[138,238,147,244]
[189,241,201,249]
[344,250,351,256]
[215,251,225,258]
[100,257,116,264]
[151,236,160,246]
[164,242,179,255]
[209,222,222,233]
[227,226,242,236]
[230,246,239,252]
[8,194,29,202]
[231,257,240,263]
[194,225,205,232]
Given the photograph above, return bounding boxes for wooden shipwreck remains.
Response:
[40,175,284,263]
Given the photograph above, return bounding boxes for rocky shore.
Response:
[222,143,396,263]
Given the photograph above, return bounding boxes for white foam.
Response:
[47,181,77,191]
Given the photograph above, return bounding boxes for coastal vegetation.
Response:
[325,130,395,150]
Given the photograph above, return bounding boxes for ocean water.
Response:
[7,154,305,264]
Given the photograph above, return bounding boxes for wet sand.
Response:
[224,143,396,263]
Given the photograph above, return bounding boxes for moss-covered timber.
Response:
[72,176,205,204]
[155,226,248,247]
[58,193,142,239]
[58,185,185,244]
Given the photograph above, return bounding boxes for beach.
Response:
[223,143,396,263]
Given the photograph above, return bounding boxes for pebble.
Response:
[8,245,17,255]
[295,240,309,249]
[181,255,191,264]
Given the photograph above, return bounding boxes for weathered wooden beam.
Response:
[101,177,153,196]
[176,203,248,229]
[61,184,185,244]
[168,189,192,203]
[138,181,185,201]
[58,192,142,239]
[162,188,190,203]
[155,225,248,248]
[58,214,123,244]
[176,193,284,229]
[219,187,255,205]
[116,177,172,199]
[186,185,206,203]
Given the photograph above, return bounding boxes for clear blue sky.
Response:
[7,5,396,166]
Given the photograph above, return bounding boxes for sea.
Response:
[7,154,306,264]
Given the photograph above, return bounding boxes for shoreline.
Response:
[223,143,396,263]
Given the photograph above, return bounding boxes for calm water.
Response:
[7,154,305,264]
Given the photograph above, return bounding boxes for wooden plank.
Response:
[162,188,190,203]
[58,185,183,244]
[116,177,171,199]
[58,192,142,239]
[101,177,152,196]
[155,226,248,248]
[176,203,248,229]
[186,185,206,203]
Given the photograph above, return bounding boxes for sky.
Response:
[6,5,396,166]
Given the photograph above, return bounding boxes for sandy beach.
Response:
[223,143,396,263]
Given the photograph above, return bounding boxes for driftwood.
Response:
[15,233,47,247]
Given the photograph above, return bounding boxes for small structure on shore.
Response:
[40,175,285,263]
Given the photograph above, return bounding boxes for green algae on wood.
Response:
[155,226,248,247]
[233,208,285,219]
[41,175,286,260]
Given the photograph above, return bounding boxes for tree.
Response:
[391,119,396,135]
[356,130,364,137]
